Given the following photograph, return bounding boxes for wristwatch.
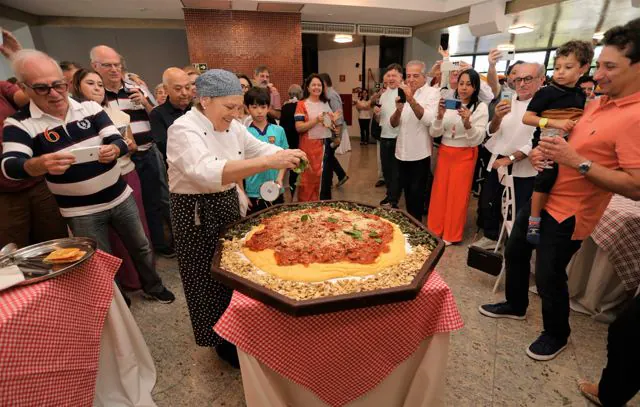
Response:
[578,160,593,175]
[508,154,516,162]
[539,118,549,129]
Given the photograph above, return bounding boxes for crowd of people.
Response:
[1,15,639,405]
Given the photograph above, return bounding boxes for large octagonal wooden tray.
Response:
[211,201,444,316]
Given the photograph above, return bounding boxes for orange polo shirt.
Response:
[545,90,640,240]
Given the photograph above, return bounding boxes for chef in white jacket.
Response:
[166,69,306,367]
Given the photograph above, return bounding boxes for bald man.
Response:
[149,67,192,162]
[90,45,176,258]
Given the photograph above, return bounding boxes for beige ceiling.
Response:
[434,0,640,55]
[0,0,473,25]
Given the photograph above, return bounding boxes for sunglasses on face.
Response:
[25,81,69,96]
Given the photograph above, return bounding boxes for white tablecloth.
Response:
[568,238,631,323]
[93,285,157,406]
[239,333,450,407]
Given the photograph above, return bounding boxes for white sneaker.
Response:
[472,237,499,250]
[444,240,453,246]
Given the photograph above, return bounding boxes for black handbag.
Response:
[467,245,503,276]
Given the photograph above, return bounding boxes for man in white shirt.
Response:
[374,64,402,208]
[474,63,545,249]
[390,60,440,221]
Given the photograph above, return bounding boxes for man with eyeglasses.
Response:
[91,45,176,259]
[481,18,640,363]
[473,63,545,250]
[0,30,68,249]
[253,66,281,122]
[1,49,175,304]
[149,68,192,164]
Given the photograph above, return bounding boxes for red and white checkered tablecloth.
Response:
[215,271,463,407]
[591,194,640,291]
[0,250,121,407]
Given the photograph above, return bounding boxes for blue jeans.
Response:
[67,194,164,294]
[131,145,173,252]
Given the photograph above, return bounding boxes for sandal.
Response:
[577,378,602,406]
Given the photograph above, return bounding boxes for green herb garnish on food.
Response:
[374,238,382,244]
[327,217,339,223]
[343,229,363,240]
[293,159,309,174]
[369,231,380,238]
[301,214,312,222]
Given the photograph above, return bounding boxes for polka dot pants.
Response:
[170,189,240,347]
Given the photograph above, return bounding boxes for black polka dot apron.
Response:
[170,188,240,347]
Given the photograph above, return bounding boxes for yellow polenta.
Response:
[241,219,407,282]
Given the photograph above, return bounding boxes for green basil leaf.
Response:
[327,217,339,223]
[301,214,311,222]
[369,231,380,238]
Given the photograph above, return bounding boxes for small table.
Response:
[568,195,640,322]
[215,271,463,407]
[0,251,156,406]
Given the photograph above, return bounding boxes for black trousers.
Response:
[358,118,371,143]
[479,167,535,240]
[473,145,492,194]
[504,201,582,340]
[398,157,431,221]
[598,294,640,406]
[380,138,400,205]
[247,194,285,216]
[320,139,346,200]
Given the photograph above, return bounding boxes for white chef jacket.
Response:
[429,102,488,148]
[484,97,537,178]
[394,84,440,162]
[167,108,282,194]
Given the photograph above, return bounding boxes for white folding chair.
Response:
[493,170,517,293]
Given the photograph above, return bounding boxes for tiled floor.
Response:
[130,141,639,406]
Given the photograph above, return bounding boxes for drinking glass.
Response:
[540,128,561,169]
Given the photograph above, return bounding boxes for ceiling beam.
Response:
[37,16,186,29]
[0,4,40,26]
[413,0,569,35]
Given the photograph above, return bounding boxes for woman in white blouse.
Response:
[428,69,489,245]
[166,69,306,367]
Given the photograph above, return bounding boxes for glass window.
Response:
[513,51,547,65]
[474,55,489,73]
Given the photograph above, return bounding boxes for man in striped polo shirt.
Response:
[1,49,174,304]
[90,45,175,258]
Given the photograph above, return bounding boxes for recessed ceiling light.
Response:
[139,7,148,12]
[508,23,534,34]
[334,34,353,44]
[327,13,333,16]
[593,31,605,41]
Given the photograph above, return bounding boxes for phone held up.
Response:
[397,88,407,104]
[440,33,450,51]
[444,99,462,110]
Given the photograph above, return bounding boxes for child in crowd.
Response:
[522,40,594,244]
[244,87,289,215]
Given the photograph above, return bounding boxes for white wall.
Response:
[318,44,380,139]
[404,34,441,68]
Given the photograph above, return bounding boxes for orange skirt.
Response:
[297,134,325,202]
[427,144,478,243]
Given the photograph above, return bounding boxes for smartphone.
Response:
[497,45,516,61]
[500,88,514,103]
[70,146,101,164]
[440,33,450,51]
[397,88,407,104]
[322,112,333,128]
[444,99,462,110]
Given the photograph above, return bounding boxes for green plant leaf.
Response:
[343,229,363,240]
[374,238,382,244]
[301,214,312,222]
[368,231,380,238]
[327,217,339,223]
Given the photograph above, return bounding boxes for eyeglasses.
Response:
[514,76,536,85]
[25,81,69,96]
[97,62,122,70]
[241,84,250,90]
